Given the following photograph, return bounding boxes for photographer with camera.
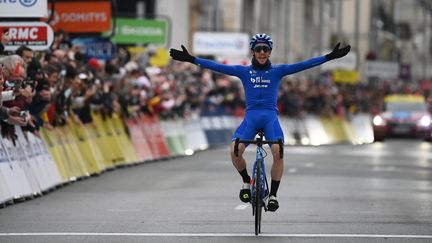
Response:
[0,55,36,140]
[27,64,60,130]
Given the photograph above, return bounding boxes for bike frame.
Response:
[234,132,283,235]
[251,145,269,211]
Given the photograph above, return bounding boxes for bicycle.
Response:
[234,131,283,235]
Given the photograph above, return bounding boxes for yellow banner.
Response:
[384,95,425,103]
[127,47,170,67]
[332,70,359,84]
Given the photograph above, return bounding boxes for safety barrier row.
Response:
[0,113,373,207]
[198,113,374,147]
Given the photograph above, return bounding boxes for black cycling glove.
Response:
[325,43,351,61]
[169,45,195,63]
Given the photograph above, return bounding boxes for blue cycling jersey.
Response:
[195,56,328,112]
[195,56,328,142]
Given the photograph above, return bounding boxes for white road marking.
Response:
[287,147,329,155]
[0,233,432,238]
[234,204,249,210]
[305,162,315,168]
[340,149,393,157]
[288,168,297,173]
[106,209,142,212]
[372,166,395,172]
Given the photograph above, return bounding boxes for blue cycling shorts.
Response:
[232,109,284,144]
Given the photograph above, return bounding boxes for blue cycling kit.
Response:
[194,56,328,142]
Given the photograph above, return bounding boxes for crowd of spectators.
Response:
[1,29,431,143]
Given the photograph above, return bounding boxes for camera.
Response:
[19,111,27,118]
[20,78,36,90]
[5,78,37,91]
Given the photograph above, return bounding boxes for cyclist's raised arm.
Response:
[194,57,244,77]
[278,55,328,76]
[169,45,244,77]
[278,42,351,76]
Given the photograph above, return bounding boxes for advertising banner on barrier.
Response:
[71,38,116,60]
[364,61,399,79]
[332,70,359,84]
[193,32,249,56]
[320,50,357,71]
[108,18,168,45]
[0,0,48,18]
[43,1,111,33]
[0,22,54,51]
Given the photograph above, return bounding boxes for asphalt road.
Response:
[1,139,432,243]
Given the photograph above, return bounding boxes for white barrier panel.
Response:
[176,119,188,154]
[221,116,235,131]
[32,132,62,188]
[211,116,223,130]
[293,118,310,144]
[303,115,329,145]
[232,116,243,130]
[34,134,63,187]
[18,127,61,192]
[184,116,209,152]
[160,120,179,155]
[350,114,374,144]
[28,133,52,191]
[0,150,13,204]
[279,117,297,145]
[1,138,33,200]
[174,119,188,154]
[16,127,46,194]
[201,116,227,146]
[200,116,212,130]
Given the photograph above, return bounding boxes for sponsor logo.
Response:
[0,22,54,51]
[250,76,270,88]
[20,0,37,7]
[250,77,260,83]
[7,26,47,44]
[44,2,111,33]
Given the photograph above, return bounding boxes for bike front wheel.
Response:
[254,161,262,235]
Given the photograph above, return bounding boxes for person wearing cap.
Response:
[170,33,350,212]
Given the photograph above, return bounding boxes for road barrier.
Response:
[0,112,373,207]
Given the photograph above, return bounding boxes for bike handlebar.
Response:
[234,137,284,159]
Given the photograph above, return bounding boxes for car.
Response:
[372,94,432,141]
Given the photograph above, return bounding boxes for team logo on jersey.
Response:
[251,77,270,88]
[250,77,260,83]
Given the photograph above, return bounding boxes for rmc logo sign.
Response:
[0,0,47,18]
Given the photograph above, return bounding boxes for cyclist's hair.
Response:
[249,33,273,50]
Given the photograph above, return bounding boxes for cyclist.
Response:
[170,33,350,212]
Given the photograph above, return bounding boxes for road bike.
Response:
[234,131,283,235]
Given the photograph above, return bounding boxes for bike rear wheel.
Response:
[254,160,262,235]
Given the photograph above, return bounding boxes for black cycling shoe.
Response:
[267,196,279,212]
[239,183,251,203]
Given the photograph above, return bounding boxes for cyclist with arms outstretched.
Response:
[170,33,350,212]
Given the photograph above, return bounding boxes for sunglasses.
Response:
[253,45,270,53]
